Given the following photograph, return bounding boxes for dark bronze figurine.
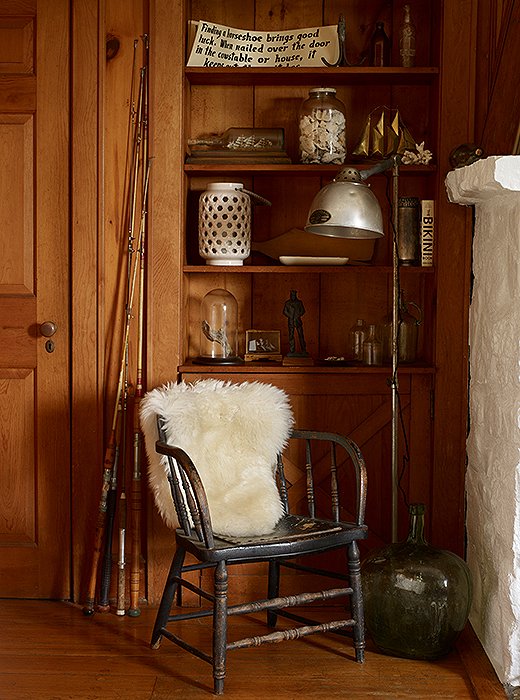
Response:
[283,290,309,356]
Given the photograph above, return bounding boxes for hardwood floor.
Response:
[0,600,505,699]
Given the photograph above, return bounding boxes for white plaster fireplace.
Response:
[446,156,520,695]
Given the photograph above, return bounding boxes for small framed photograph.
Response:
[244,329,282,362]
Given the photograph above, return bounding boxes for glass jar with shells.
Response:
[298,87,347,164]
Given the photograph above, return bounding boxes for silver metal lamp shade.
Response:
[304,168,384,240]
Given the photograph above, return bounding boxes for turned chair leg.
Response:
[151,547,186,648]
[348,541,365,663]
[213,561,228,695]
[267,560,280,627]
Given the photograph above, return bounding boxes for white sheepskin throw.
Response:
[140,379,294,537]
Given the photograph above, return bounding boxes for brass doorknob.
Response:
[40,321,57,337]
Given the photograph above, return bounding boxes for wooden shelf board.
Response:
[183,264,435,273]
[180,362,435,374]
[185,66,439,86]
[185,163,437,175]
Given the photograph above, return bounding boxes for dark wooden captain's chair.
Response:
[148,411,368,695]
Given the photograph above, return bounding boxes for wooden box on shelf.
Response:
[244,329,282,362]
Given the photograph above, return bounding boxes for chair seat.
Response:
[177,513,368,563]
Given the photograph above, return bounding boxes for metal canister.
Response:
[397,196,420,265]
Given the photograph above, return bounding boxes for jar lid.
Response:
[398,196,420,207]
[206,182,243,190]
[309,87,337,96]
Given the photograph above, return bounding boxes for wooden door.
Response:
[0,0,70,598]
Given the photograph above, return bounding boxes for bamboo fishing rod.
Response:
[115,346,129,616]
[115,156,151,617]
[115,487,127,613]
[127,162,149,617]
[82,220,146,615]
[82,158,148,616]
[115,65,147,617]
[82,63,147,618]
[128,39,150,617]
[96,407,121,612]
[97,40,140,615]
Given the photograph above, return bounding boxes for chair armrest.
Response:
[155,440,215,548]
[288,429,367,526]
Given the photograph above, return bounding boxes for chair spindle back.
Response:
[286,429,367,526]
[157,417,215,548]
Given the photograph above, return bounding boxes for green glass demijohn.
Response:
[361,503,472,660]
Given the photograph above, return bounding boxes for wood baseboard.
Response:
[456,623,505,699]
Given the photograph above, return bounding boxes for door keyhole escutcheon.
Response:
[40,321,57,337]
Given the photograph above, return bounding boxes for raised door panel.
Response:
[0,115,33,295]
[0,371,34,544]
[0,15,33,72]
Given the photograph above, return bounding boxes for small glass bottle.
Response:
[399,4,416,68]
[369,21,391,67]
[348,319,367,362]
[299,87,347,164]
[379,292,423,364]
[362,324,382,366]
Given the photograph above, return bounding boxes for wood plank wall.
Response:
[475,0,520,153]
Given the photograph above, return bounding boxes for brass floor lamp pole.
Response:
[391,159,400,543]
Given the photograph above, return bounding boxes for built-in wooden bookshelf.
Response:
[147,1,475,600]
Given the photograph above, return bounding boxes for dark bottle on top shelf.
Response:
[369,21,391,67]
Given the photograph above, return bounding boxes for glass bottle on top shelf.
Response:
[399,4,416,67]
[348,318,367,362]
[196,288,242,365]
[369,21,391,66]
[299,87,347,164]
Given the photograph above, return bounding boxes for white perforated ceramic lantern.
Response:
[198,182,251,265]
